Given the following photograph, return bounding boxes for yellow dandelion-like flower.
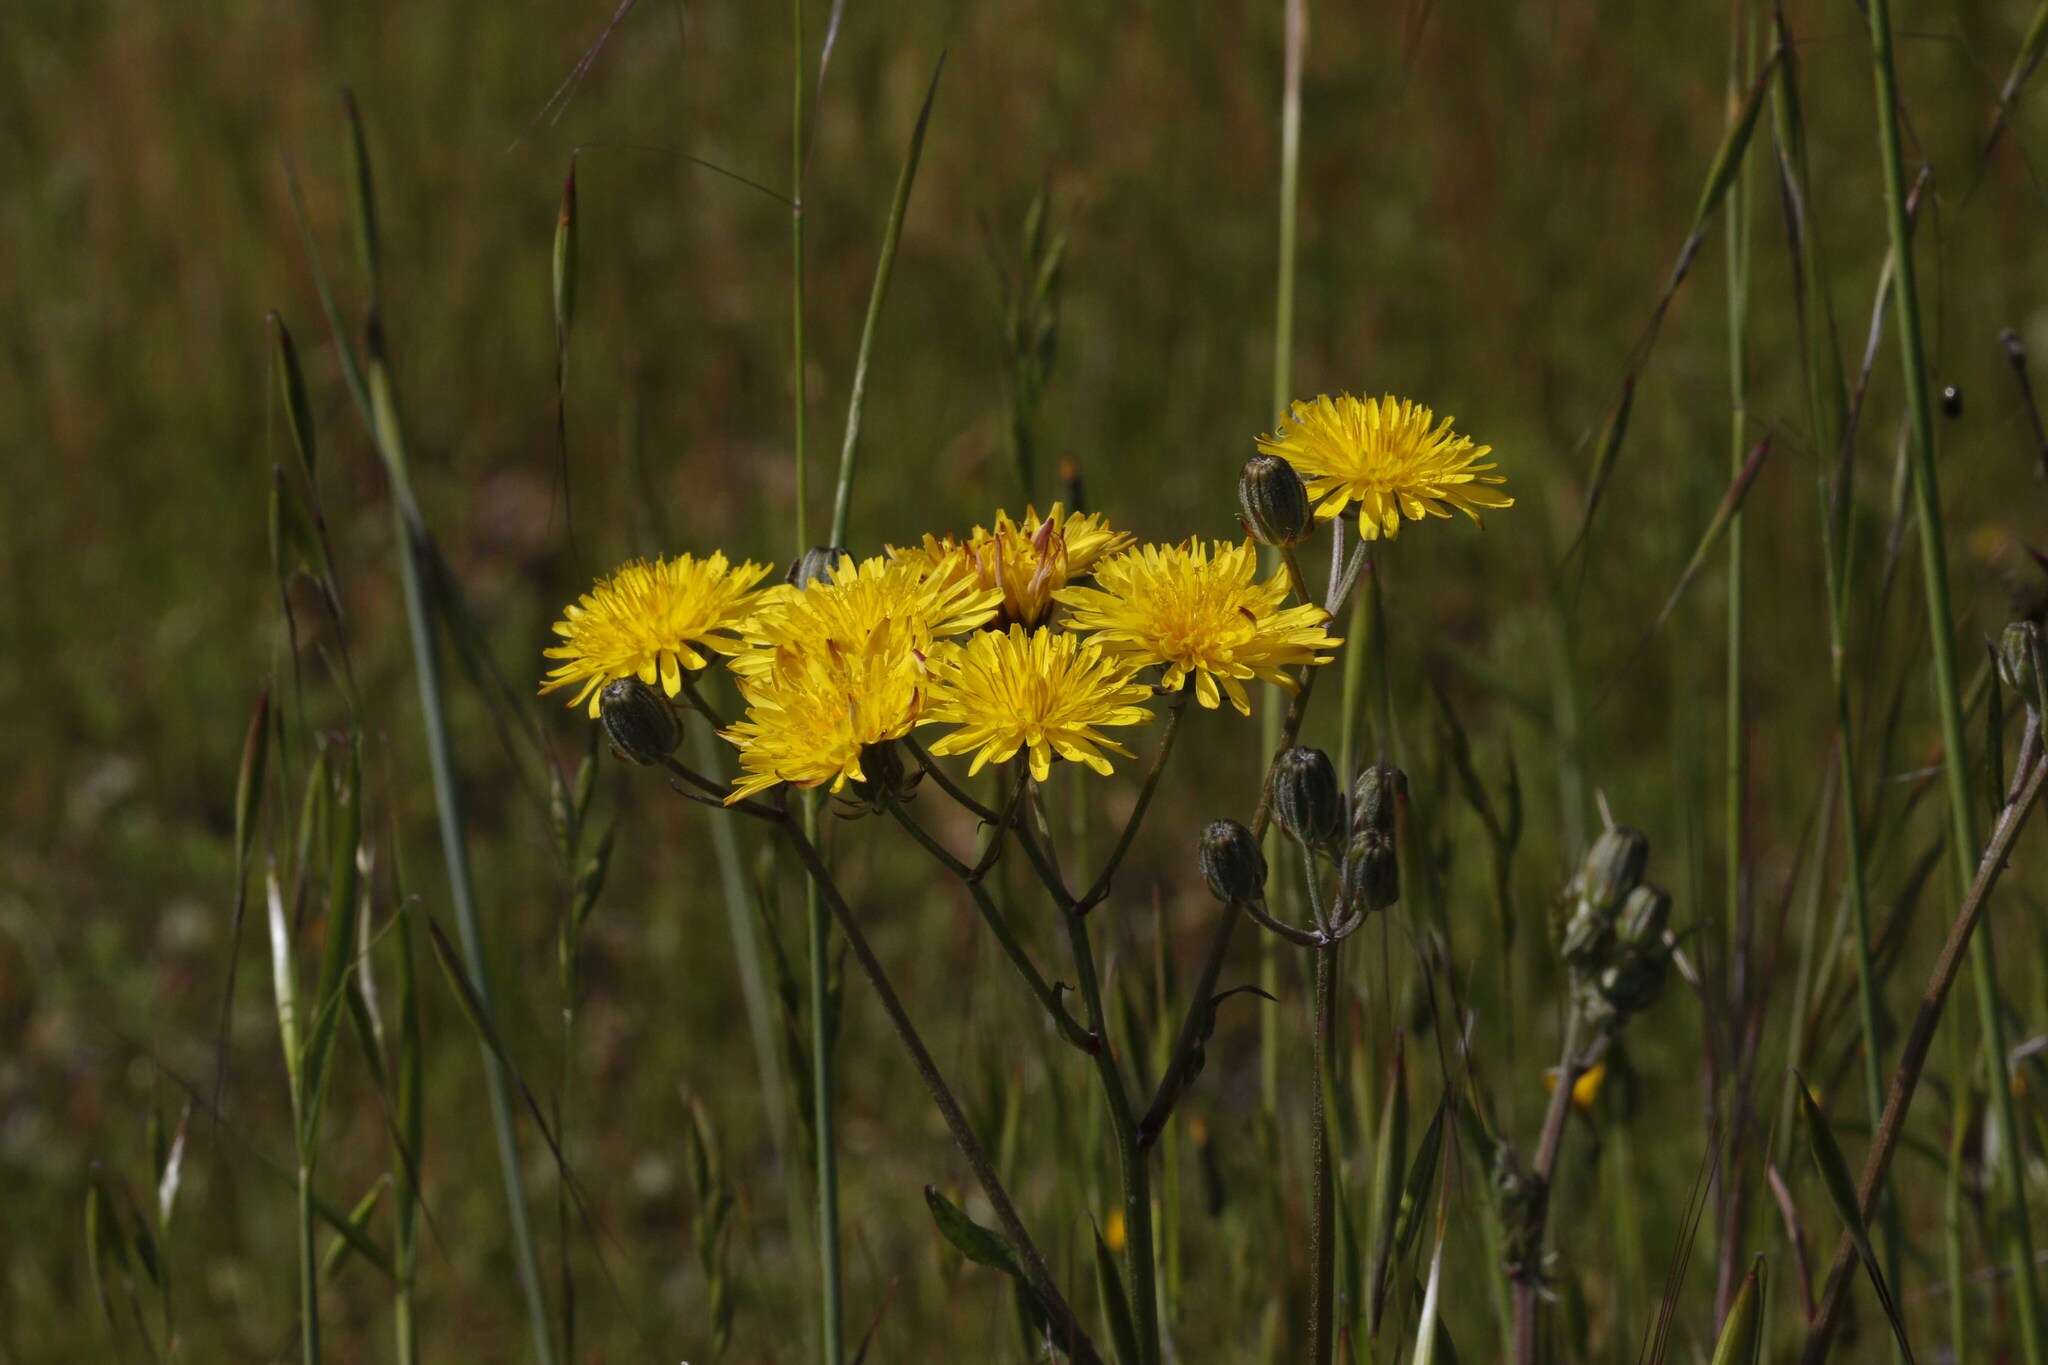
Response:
[1542,1061,1608,1112]
[922,625,1155,782]
[1256,392,1512,539]
[890,503,1135,626]
[728,552,999,679]
[1054,538,1338,715]
[721,617,929,803]
[541,553,771,716]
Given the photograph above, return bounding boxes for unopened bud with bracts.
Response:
[843,741,919,814]
[1351,763,1406,838]
[599,677,680,764]
[787,545,849,589]
[1616,882,1671,951]
[1238,454,1313,548]
[1341,829,1400,914]
[1273,747,1343,850]
[1558,906,1610,967]
[1199,819,1267,903]
[1597,950,1669,1015]
[2000,619,2043,708]
[1577,825,1648,917]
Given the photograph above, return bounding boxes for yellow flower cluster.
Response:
[539,512,1342,800]
[536,395,1507,798]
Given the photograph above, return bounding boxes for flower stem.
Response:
[1864,0,2044,1355]
[1307,938,1340,1365]
[1513,1006,1585,1365]
[775,816,1101,1363]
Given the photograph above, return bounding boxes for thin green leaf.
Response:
[827,51,946,545]
[1093,1224,1142,1365]
[1653,435,1774,630]
[1798,1076,1916,1363]
[1709,1255,1764,1365]
[924,1184,1021,1277]
[1366,1033,1409,1335]
[320,1180,389,1283]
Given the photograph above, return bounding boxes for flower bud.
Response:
[1558,906,1609,967]
[1199,819,1267,903]
[787,545,849,589]
[1351,763,1407,838]
[844,741,919,813]
[1616,882,1671,951]
[1341,829,1400,914]
[1597,952,1668,1015]
[1273,747,1343,850]
[2000,620,2042,706]
[599,677,680,764]
[1238,454,1313,548]
[1578,826,1649,917]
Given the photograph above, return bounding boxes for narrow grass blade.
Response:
[300,743,362,1145]
[827,51,945,546]
[1093,1223,1143,1365]
[1366,1035,1409,1335]
[320,1181,388,1283]
[1797,1078,1915,1363]
[1709,1255,1764,1365]
[342,90,380,296]
[213,686,271,1104]
[1653,435,1774,631]
[266,864,304,1116]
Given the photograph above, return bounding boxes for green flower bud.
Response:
[843,741,919,814]
[1558,906,1610,967]
[1351,763,1407,838]
[1616,882,1671,951]
[787,545,849,589]
[1273,746,1343,850]
[1199,819,1267,904]
[1238,454,1313,548]
[1341,829,1400,914]
[1578,826,1649,917]
[2000,620,2042,707]
[1596,953,1668,1015]
[599,677,680,764]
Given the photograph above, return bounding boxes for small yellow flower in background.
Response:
[922,625,1155,782]
[1055,538,1338,714]
[892,503,1134,626]
[721,618,928,803]
[729,552,999,679]
[1542,1061,1608,1112]
[541,553,770,715]
[1102,1208,1128,1254]
[1257,393,1511,539]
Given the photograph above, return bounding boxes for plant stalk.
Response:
[1865,0,2044,1356]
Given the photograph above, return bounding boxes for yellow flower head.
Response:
[1054,539,1338,715]
[721,618,928,803]
[541,553,770,715]
[729,553,1000,679]
[891,503,1135,626]
[1257,393,1511,540]
[1542,1061,1608,1112]
[922,625,1155,782]
[720,553,1000,803]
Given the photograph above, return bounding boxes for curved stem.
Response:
[1079,692,1190,911]
[775,816,1102,1364]
[1061,893,1159,1365]
[885,800,1100,1054]
[904,735,1001,824]
[1138,664,1326,1146]
[1803,743,2048,1361]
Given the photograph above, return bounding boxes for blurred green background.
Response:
[7,0,2048,1359]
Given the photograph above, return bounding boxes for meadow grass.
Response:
[14,1,2048,1361]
